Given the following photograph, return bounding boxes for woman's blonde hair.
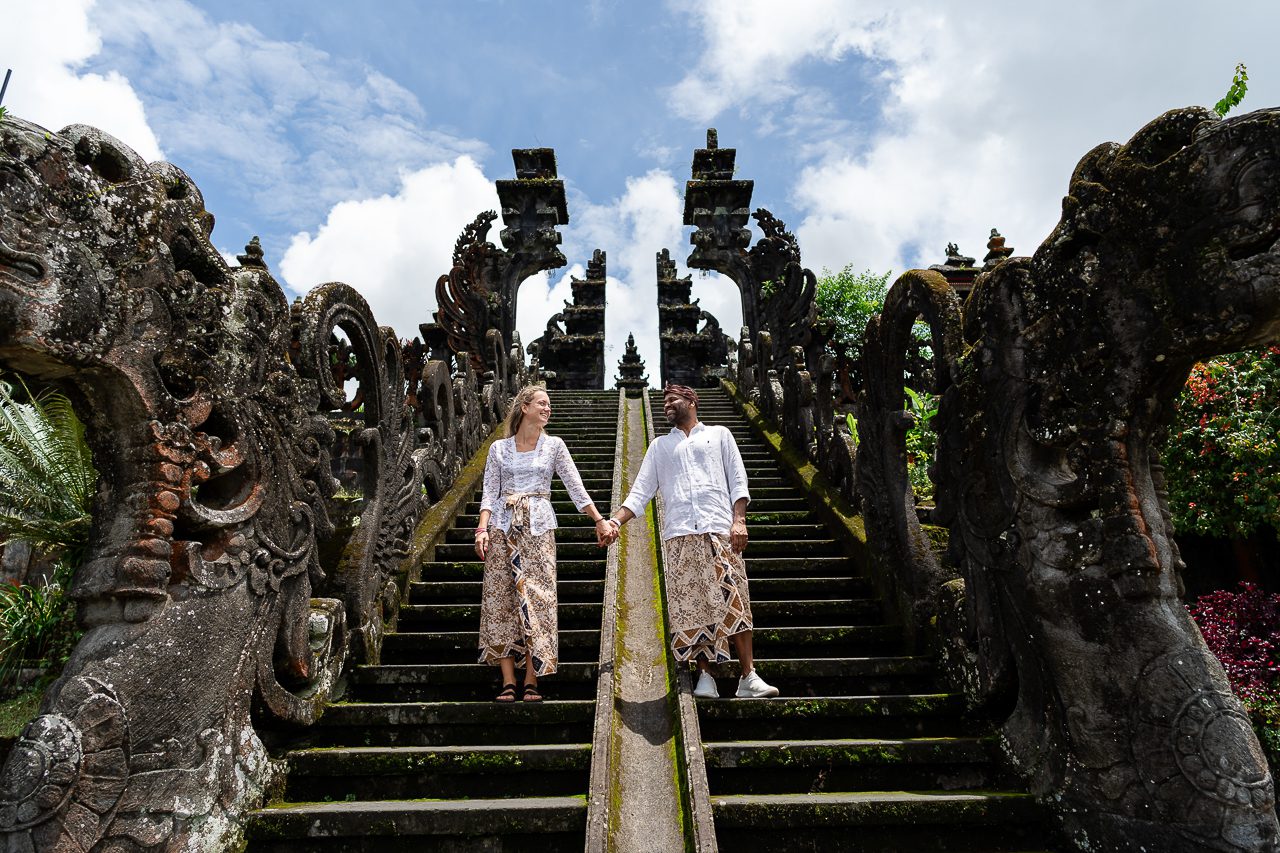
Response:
[504,384,549,437]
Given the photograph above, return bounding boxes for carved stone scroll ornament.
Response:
[931,107,1280,850]
[293,282,429,667]
[855,270,969,654]
[0,117,348,850]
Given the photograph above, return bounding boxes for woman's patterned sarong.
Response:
[663,532,753,663]
[478,493,558,676]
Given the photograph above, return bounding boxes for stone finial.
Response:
[943,242,976,267]
[615,332,649,397]
[707,128,718,149]
[237,235,267,268]
[982,227,1014,270]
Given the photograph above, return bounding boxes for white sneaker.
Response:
[693,670,720,699]
[736,670,779,698]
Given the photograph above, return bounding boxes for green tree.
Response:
[1161,347,1280,538]
[815,265,892,363]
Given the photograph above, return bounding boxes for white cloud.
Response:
[84,0,487,227]
[0,0,162,160]
[671,1,1280,278]
[279,157,500,335]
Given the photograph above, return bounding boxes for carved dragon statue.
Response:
[855,106,1280,850]
[0,116,433,850]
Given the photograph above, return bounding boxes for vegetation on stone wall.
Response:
[1214,62,1249,117]
[1162,346,1280,539]
[0,377,94,693]
[905,387,938,502]
[1188,583,1280,761]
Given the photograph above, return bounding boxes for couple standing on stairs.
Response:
[473,383,779,703]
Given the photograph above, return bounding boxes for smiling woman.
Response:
[474,385,611,702]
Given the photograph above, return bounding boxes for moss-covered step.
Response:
[710,791,1046,853]
[742,555,855,578]
[279,743,592,802]
[444,525,611,544]
[436,541,615,560]
[415,560,605,582]
[746,624,904,657]
[700,655,933,697]
[748,598,882,625]
[393,601,602,628]
[245,796,587,852]
[696,694,968,741]
[308,700,596,748]
[704,737,1006,795]
[746,575,869,599]
[412,578,605,603]
[351,662,598,702]
[375,628,600,664]
[744,510,812,524]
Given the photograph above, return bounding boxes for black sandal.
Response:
[522,684,543,703]
[495,683,518,703]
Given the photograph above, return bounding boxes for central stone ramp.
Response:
[654,388,1055,853]
[246,390,619,852]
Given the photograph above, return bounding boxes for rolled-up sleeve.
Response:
[479,441,502,514]
[721,428,750,506]
[621,444,659,518]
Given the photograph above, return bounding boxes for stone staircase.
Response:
[652,388,1057,853]
[245,390,619,852]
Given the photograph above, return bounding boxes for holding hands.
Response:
[595,517,620,548]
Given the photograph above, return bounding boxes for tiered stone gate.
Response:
[0,105,1277,851]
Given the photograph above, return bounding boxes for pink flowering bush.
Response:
[1188,583,1280,763]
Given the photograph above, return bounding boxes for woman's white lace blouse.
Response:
[480,434,595,535]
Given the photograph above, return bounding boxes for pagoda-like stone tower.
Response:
[529,249,607,389]
[655,248,730,387]
[615,333,649,397]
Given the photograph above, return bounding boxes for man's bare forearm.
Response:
[733,497,748,521]
[611,506,636,526]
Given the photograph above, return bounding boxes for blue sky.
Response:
[6,1,1280,373]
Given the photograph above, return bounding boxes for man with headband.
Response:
[602,383,778,698]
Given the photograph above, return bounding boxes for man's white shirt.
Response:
[620,422,750,541]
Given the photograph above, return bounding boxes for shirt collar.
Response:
[669,421,706,437]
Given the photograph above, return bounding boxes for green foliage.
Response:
[0,377,96,556]
[0,106,8,124]
[845,413,859,448]
[1162,347,1280,538]
[1214,62,1249,117]
[0,377,94,694]
[815,265,892,362]
[904,387,939,501]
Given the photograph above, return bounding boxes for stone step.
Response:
[739,556,854,577]
[698,656,934,697]
[413,579,604,603]
[416,561,605,582]
[309,700,595,747]
[436,541,617,561]
[740,624,904,657]
[245,796,587,851]
[280,744,591,802]
[710,791,1044,852]
[749,598,882,626]
[352,662,599,702]
[371,629,601,665]
[444,525,612,544]
[463,500,617,515]
[696,694,968,741]
[382,631,599,665]
[747,576,868,599]
[703,737,1003,795]
[395,602,602,629]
